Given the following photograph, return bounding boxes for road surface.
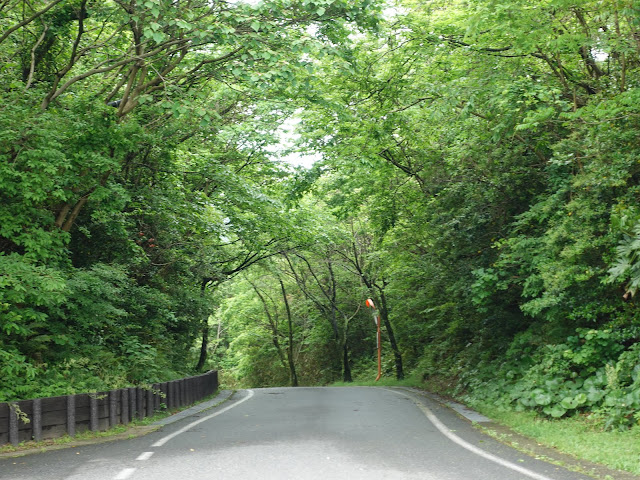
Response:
[0,387,599,479]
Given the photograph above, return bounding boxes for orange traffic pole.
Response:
[376,319,381,382]
[365,299,382,382]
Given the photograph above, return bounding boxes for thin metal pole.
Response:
[365,299,382,382]
[376,313,382,381]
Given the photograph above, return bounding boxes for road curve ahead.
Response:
[1,387,596,480]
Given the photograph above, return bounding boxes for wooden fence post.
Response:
[121,389,129,425]
[129,387,136,421]
[159,383,167,410]
[32,399,42,442]
[8,404,19,446]
[89,395,99,432]
[109,390,118,427]
[154,383,161,411]
[170,381,177,409]
[137,387,144,420]
[67,395,76,437]
[147,386,154,419]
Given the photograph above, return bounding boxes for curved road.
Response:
[1,387,597,480]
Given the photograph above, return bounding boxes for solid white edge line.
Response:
[114,467,137,480]
[136,451,154,461]
[151,389,255,447]
[385,388,556,480]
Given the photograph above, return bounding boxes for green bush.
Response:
[461,328,640,430]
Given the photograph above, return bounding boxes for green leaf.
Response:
[574,393,587,405]
[560,396,579,409]
[533,392,552,406]
[543,405,568,418]
[587,389,605,403]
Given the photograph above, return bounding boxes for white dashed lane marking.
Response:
[114,467,136,479]
[108,391,255,479]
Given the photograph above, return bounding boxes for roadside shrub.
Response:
[462,328,640,429]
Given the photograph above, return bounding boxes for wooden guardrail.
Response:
[0,370,218,446]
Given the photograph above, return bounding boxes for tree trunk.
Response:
[251,282,288,372]
[195,278,210,372]
[195,324,208,372]
[378,288,404,380]
[279,279,298,387]
[341,312,353,382]
[342,341,352,382]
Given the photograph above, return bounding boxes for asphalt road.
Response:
[0,387,598,480]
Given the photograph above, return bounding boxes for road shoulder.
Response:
[399,387,640,480]
[0,390,234,460]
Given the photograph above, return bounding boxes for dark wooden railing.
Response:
[0,370,218,446]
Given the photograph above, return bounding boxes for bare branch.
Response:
[41,37,189,109]
[0,0,66,45]
[24,23,48,90]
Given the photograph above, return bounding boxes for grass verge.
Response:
[470,404,640,476]
[330,373,424,388]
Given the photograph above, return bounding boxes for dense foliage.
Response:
[0,0,379,400]
[2,0,639,431]
[279,0,640,429]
